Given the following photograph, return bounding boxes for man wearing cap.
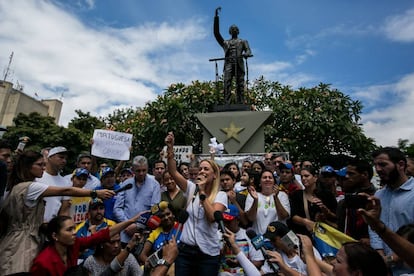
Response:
[64,152,100,190]
[278,163,302,196]
[75,198,116,260]
[120,168,134,183]
[219,204,264,275]
[114,155,161,243]
[69,168,92,225]
[261,221,309,275]
[36,146,72,222]
[336,159,376,242]
[96,167,120,221]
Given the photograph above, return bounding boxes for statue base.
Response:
[196,111,271,154]
[211,104,250,112]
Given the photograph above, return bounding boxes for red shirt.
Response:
[30,228,110,276]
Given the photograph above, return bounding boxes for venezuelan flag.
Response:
[312,222,356,258]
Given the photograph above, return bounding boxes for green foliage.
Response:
[3,78,377,166]
[2,112,87,171]
[106,78,376,164]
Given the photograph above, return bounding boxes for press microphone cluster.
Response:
[175,210,189,243]
[136,211,161,231]
[246,229,280,273]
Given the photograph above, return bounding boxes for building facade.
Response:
[0,80,62,126]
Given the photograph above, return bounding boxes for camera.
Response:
[281,230,300,251]
[147,250,162,268]
[344,193,368,209]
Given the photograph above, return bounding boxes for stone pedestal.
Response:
[196,111,272,154]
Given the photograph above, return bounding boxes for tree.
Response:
[68,110,106,146]
[107,78,376,165]
[3,112,87,172]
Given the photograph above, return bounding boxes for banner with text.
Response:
[92,129,132,160]
[162,145,193,164]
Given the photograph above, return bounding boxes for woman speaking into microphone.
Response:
[164,132,228,276]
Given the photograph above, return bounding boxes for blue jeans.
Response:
[175,243,220,276]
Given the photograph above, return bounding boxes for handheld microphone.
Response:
[136,212,161,230]
[175,210,189,242]
[192,184,199,203]
[114,183,133,194]
[214,211,226,233]
[246,229,280,273]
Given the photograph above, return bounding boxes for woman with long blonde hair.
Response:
[164,132,227,276]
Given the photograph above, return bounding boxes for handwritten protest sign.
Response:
[70,196,90,224]
[162,145,193,163]
[92,129,132,160]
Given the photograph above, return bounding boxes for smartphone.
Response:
[344,194,368,209]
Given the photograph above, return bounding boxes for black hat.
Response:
[263,221,290,240]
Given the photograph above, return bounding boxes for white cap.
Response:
[47,146,68,158]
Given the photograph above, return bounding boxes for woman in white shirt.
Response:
[245,169,291,235]
[165,132,227,276]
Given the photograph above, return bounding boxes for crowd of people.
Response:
[1,134,414,275]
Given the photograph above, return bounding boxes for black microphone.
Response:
[114,183,133,194]
[175,210,189,243]
[214,211,226,233]
[246,229,280,273]
[192,183,199,202]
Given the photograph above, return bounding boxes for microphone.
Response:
[175,210,189,243]
[191,181,200,202]
[214,211,226,233]
[136,211,161,230]
[114,183,133,194]
[246,229,280,273]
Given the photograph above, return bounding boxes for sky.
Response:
[1,0,414,147]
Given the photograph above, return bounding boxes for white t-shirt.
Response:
[245,192,291,235]
[25,181,49,207]
[181,180,228,256]
[36,171,72,222]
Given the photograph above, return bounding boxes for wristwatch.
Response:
[157,258,171,268]
[90,190,98,199]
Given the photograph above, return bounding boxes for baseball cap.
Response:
[320,165,336,175]
[279,162,294,172]
[101,167,115,178]
[47,146,68,158]
[74,168,89,177]
[223,204,240,221]
[89,198,104,208]
[335,167,347,177]
[121,167,133,175]
[263,221,290,240]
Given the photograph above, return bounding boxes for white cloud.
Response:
[360,73,414,146]
[0,1,211,126]
[383,8,414,42]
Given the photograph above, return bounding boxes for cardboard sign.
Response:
[92,129,132,160]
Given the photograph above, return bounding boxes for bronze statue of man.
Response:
[214,7,252,105]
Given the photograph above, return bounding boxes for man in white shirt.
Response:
[36,146,72,222]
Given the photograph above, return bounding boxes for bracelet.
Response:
[125,246,133,253]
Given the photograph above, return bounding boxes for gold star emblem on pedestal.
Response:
[221,122,244,142]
